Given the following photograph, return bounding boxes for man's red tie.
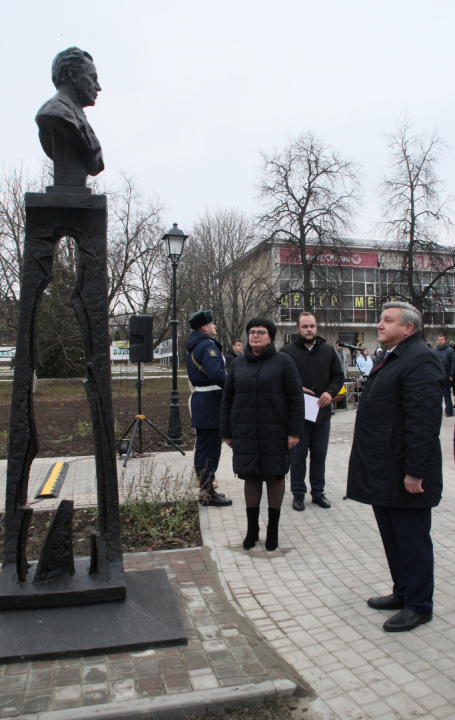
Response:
[370,349,391,375]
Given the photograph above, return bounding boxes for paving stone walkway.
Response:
[209,411,455,720]
[0,452,193,513]
[0,548,302,718]
[1,408,455,719]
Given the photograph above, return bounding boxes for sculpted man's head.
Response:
[52,47,101,108]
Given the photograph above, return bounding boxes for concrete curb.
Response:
[7,679,296,720]
[198,504,246,616]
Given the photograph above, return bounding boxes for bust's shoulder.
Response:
[36,93,81,125]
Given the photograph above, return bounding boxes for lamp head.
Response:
[163,223,188,261]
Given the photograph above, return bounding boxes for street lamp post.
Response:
[163,223,188,446]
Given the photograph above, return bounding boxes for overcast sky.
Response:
[2,0,455,238]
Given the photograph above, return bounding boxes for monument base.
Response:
[0,557,126,610]
[0,569,187,662]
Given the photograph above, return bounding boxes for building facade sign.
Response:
[110,341,129,361]
[409,254,454,271]
[280,248,379,268]
[0,347,15,364]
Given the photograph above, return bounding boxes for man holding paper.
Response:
[281,312,344,511]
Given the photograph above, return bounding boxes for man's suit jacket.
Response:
[36,91,104,177]
[346,332,445,509]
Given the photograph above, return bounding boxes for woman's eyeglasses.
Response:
[249,330,267,336]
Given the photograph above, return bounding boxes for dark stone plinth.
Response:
[0,557,126,610]
[0,569,186,663]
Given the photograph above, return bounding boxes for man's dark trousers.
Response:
[290,418,331,497]
[194,428,222,492]
[373,506,434,614]
[443,379,453,415]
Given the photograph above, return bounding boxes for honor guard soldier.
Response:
[186,310,232,507]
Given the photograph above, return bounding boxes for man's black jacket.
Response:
[225,347,239,371]
[280,336,344,421]
[346,332,445,509]
[435,343,455,378]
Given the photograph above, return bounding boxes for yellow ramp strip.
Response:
[40,462,64,496]
[35,462,69,499]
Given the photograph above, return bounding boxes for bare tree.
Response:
[0,164,47,341]
[378,116,455,331]
[258,132,362,314]
[106,174,174,348]
[179,209,273,349]
[37,238,86,378]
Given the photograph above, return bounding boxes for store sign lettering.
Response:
[410,255,454,270]
[281,294,378,309]
[280,248,378,268]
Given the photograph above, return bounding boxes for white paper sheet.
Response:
[304,393,320,422]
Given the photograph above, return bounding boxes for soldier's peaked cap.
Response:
[189,310,214,330]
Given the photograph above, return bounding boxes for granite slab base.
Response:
[0,568,187,663]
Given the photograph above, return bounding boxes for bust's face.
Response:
[72,58,101,107]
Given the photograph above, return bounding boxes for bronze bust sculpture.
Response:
[36,47,104,187]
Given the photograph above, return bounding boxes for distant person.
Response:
[356,348,373,377]
[347,302,445,632]
[280,312,344,511]
[225,339,243,371]
[186,310,232,507]
[221,318,303,551]
[335,342,349,379]
[374,346,383,357]
[435,334,455,417]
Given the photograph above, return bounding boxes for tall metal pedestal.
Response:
[0,190,125,609]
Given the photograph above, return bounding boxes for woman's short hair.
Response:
[246,317,276,341]
[382,301,422,331]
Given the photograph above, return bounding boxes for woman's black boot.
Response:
[265,508,281,551]
[243,507,260,550]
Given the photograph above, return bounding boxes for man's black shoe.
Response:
[367,594,405,611]
[445,412,453,417]
[200,492,232,507]
[292,495,305,511]
[312,494,331,509]
[383,609,432,632]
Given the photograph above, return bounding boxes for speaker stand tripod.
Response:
[118,363,185,467]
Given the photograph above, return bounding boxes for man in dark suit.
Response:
[281,312,344,511]
[347,301,445,632]
[36,47,104,186]
[225,339,243,371]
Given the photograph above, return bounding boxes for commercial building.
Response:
[245,238,454,351]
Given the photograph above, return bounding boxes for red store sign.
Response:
[280,248,378,268]
[410,255,454,270]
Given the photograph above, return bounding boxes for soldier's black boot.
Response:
[199,479,231,506]
[243,507,260,550]
[199,481,232,506]
[204,491,232,507]
[265,508,281,551]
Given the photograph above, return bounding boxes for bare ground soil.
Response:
[0,503,202,562]
[200,697,308,720]
[0,379,194,457]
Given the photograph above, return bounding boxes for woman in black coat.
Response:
[220,317,304,551]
